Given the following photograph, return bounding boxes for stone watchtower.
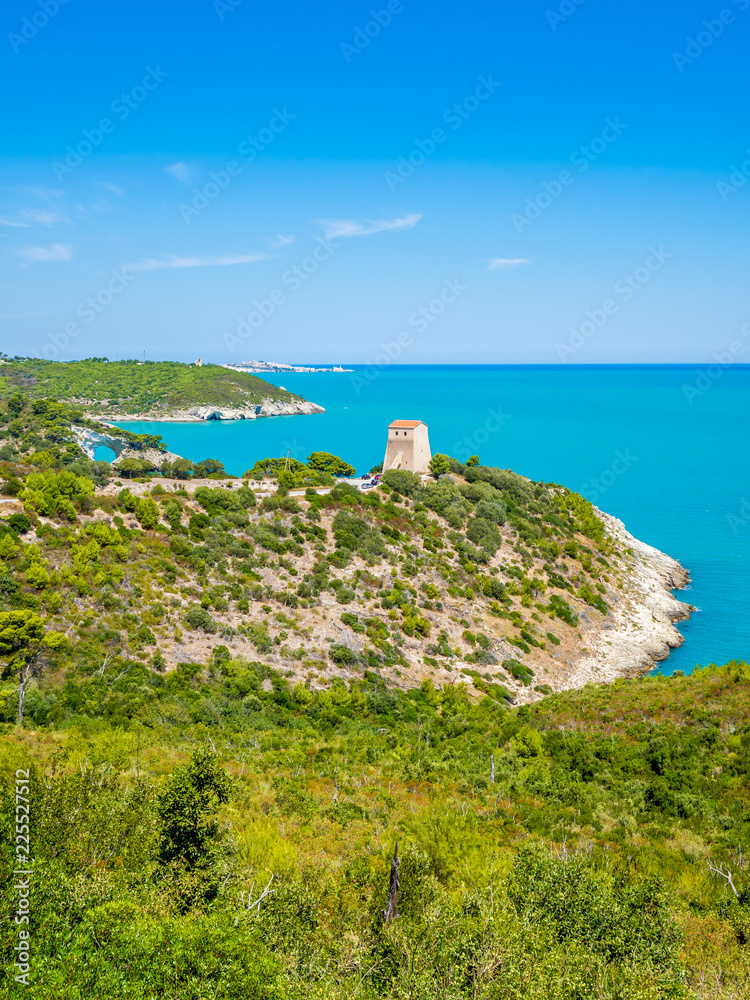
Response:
[383,420,432,473]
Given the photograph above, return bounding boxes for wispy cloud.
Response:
[0,217,30,228]
[16,243,73,263]
[318,213,422,240]
[488,257,531,270]
[103,183,125,197]
[272,233,295,248]
[126,252,270,272]
[165,162,191,182]
[23,209,69,226]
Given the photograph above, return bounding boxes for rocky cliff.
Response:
[96,398,325,422]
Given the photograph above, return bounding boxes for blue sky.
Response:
[1,0,749,364]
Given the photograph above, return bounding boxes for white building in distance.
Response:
[383,419,432,473]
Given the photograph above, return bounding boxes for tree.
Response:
[0,610,67,725]
[136,497,160,529]
[307,452,355,478]
[428,453,451,478]
[381,469,421,496]
[169,458,195,480]
[20,469,94,518]
[116,457,147,479]
[7,394,25,416]
[466,454,480,467]
[193,458,226,478]
[158,746,232,907]
[6,513,31,534]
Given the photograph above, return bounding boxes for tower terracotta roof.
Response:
[389,420,424,428]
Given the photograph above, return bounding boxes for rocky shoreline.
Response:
[563,508,693,689]
[87,398,326,423]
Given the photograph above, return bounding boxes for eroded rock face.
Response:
[95,399,326,422]
[71,426,130,460]
[565,508,693,687]
[71,427,180,469]
[184,400,325,420]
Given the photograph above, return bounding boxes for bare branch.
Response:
[708,860,741,900]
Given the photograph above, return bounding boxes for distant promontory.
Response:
[0,358,325,422]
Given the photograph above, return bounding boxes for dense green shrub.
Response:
[184,605,217,633]
[381,469,421,496]
[503,658,535,684]
[330,643,356,665]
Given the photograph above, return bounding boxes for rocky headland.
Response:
[96,398,326,423]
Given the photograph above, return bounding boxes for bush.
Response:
[20,468,94,518]
[466,517,503,555]
[465,465,533,502]
[332,510,386,563]
[7,512,31,534]
[194,485,256,515]
[549,594,579,627]
[503,658,535,685]
[419,480,468,520]
[579,583,608,613]
[474,498,506,524]
[136,497,160,529]
[381,469,421,497]
[307,451,355,477]
[330,643,356,665]
[118,457,154,478]
[184,605,217,633]
[428,453,451,478]
[508,844,681,970]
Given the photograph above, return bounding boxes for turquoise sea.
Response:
[117,365,750,675]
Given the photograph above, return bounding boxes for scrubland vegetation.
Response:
[1,392,749,998]
[0,357,296,416]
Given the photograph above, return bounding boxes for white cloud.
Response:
[488,257,531,270]
[272,234,295,248]
[22,209,69,226]
[318,213,422,240]
[126,252,270,272]
[0,217,29,228]
[103,183,125,197]
[16,243,73,262]
[165,162,191,182]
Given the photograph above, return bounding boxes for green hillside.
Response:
[2,655,750,998]
[0,357,298,416]
[1,392,749,998]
